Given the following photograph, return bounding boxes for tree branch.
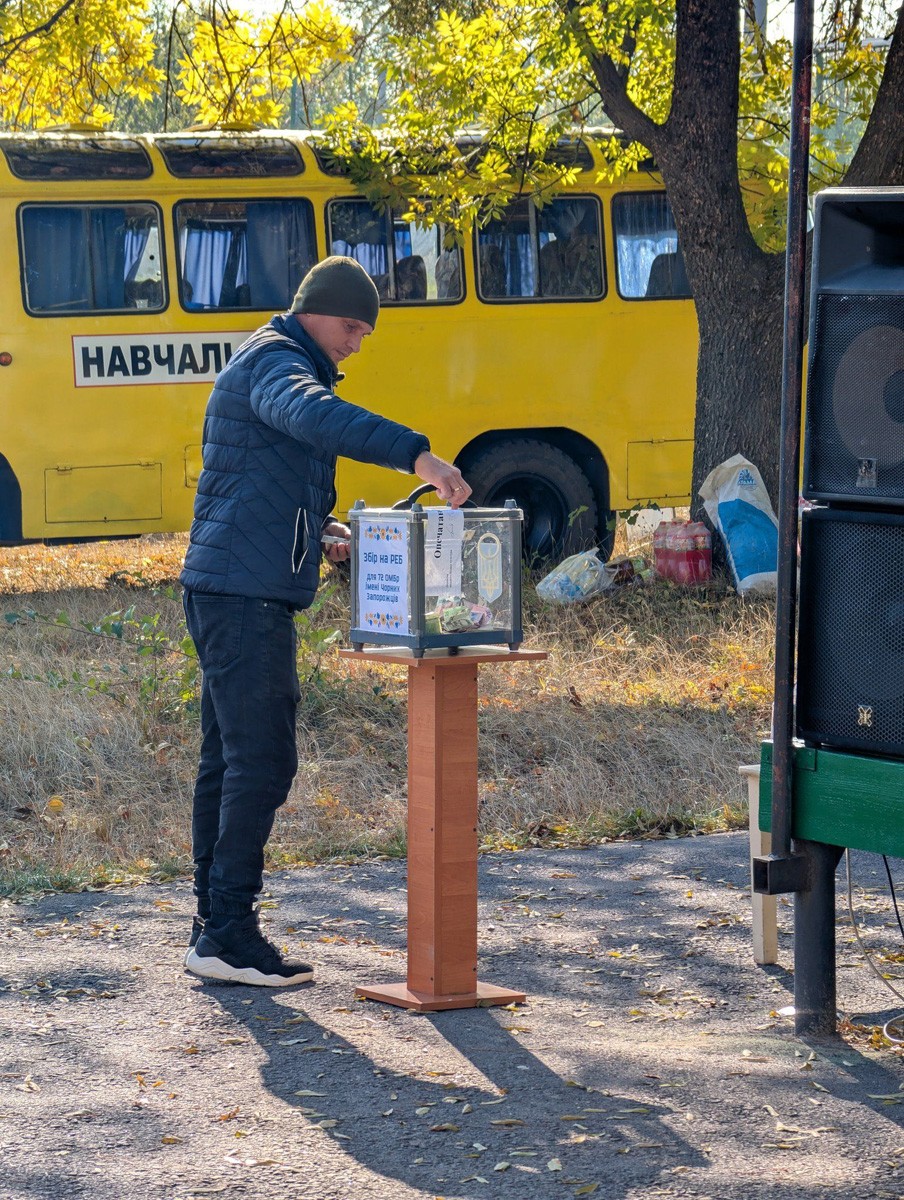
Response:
[0,0,80,69]
[561,0,662,153]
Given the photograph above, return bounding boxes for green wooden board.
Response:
[759,741,904,858]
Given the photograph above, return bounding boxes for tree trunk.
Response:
[690,260,786,510]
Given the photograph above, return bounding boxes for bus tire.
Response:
[461,439,599,562]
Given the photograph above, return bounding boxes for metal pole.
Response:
[755,0,813,897]
[794,841,843,1036]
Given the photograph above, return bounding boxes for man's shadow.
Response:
[206,984,706,1199]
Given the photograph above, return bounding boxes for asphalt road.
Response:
[3,831,904,1200]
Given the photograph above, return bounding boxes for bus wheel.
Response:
[462,439,600,562]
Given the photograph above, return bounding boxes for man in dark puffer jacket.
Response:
[181,256,470,986]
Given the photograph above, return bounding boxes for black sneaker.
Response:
[181,916,206,967]
[184,913,314,987]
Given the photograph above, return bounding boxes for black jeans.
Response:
[182,590,300,921]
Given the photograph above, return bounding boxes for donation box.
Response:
[348,488,523,656]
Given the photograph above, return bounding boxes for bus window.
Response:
[20,203,164,314]
[174,199,316,311]
[327,198,463,303]
[156,135,303,178]
[1,135,152,181]
[476,195,604,301]
[613,192,692,300]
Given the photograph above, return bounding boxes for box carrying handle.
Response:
[392,483,476,510]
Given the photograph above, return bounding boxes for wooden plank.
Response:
[354,981,526,1012]
[758,741,904,857]
[740,764,777,964]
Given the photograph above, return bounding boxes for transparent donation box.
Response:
[348,493,523,656]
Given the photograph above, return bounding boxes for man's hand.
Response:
[414,451,472,508]
[321,520,351,563]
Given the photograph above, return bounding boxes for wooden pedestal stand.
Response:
[339,646,546,1012]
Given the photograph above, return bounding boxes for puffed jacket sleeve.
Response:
[249,342,429,473]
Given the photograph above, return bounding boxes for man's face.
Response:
[296,313,374,365]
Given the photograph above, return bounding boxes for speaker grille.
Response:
[797,508,904,755]
[804,293,904,503]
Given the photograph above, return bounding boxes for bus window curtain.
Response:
[217,232,248,306]
[478,230,536,297]
[89,208,127,309]
[246,202,315,310]
[123,220,151,284]
[22,207,89,311]
[181,224,239,307]
[614,194,680,298]
[332,239,390,279]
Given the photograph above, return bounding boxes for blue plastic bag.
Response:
[699,455,777,594]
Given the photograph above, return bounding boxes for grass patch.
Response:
[0,530,773,896]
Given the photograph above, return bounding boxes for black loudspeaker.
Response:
[803,189,904,505]
[797,507,904,755]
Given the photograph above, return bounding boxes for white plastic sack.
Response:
[536,548,614,604]
[698,454,778,595]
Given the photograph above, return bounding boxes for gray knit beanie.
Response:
[291,256,380,328]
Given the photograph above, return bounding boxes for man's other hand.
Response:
[414,452,472,508]
[322,520,351,563]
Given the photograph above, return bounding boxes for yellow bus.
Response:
[0,127,697,559]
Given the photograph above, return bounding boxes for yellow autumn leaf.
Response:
[46,797,65,812]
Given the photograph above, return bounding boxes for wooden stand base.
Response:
[354,980,526,1013]
[341,647,545,1012]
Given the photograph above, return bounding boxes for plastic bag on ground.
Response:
[698,454,778,594]
[536,548,614,603]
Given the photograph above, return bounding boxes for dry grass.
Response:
[0,529,774,895]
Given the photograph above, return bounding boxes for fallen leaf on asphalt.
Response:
[574,1186,599,1196]
[547,1158,563,1171]
[490,1119,525,1127]
[161,1136,183,1144]
[294,1090,326,1097]
[225,1156,281,1167]
[494,1162,511,1171]
[431,1123,460,1132]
